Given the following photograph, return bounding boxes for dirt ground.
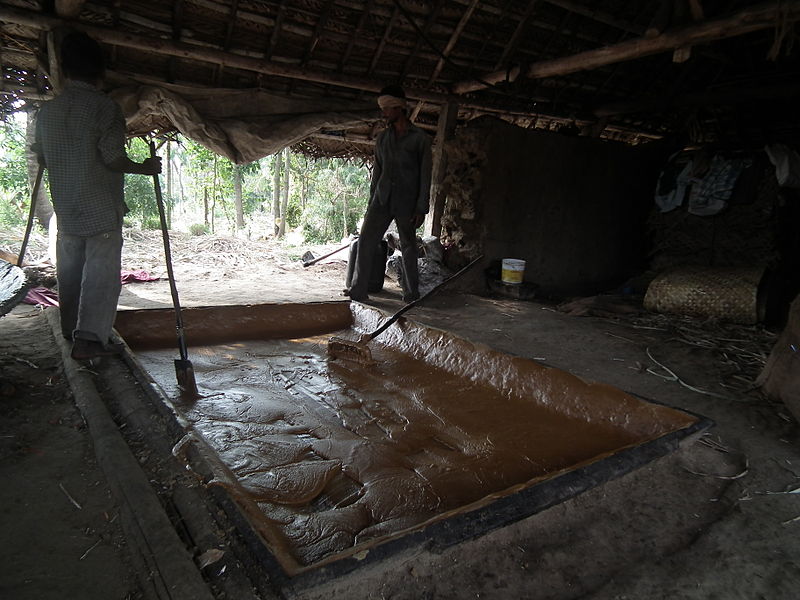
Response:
[1,230,799,599]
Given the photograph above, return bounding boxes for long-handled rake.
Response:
[328,254,484,364]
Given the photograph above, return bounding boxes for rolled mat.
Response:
[644,265,767,324]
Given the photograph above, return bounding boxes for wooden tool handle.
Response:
[367,254,484,341]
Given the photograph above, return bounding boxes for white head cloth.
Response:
[378,94,406,110]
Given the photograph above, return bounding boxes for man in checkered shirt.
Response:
[34,32,161,361]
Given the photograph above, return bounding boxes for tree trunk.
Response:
[278,148,290,238]
[176,152,185,204]
[301,156,308,211]
[342,193,348,239]
[25,111,54,230]
[203,187,209,226]
[233,163,244,231]
[165,140,172,226]
[272,153,281,236]
[213,156,232,231]
[211,156,218,233]
[211,193,216,233]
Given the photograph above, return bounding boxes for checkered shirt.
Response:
[35,81,128,236]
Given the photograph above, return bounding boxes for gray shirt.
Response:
[35,80,128,236]
[369,123,432,217]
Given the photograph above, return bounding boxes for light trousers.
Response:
[56,229,122,343]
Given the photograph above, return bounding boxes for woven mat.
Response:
[644,265,765,324]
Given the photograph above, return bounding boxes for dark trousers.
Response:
[350,203,418,299]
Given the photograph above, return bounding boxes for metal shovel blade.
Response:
[175,358,200,398]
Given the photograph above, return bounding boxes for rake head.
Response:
[327,336,375,365]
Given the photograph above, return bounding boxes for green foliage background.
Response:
[1,115,372,244]
[0,116,29,228]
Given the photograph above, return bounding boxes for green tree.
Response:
[299,157,370,243]
[122,137,160,229]
[0,114,30,229]
[3,120,374,242]
[25,111,54,229]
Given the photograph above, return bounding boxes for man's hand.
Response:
[30,143,46,167]
[410,213,425,229]
[108,155,162,175]
[140,156,162,175]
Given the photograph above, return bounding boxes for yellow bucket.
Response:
[501,259,525,284]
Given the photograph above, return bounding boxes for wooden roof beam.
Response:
[543,0,644,35]
[404,0,447,121]
[400,0,446,81]
[168,0,185,84]
[222,0,240,51]
[367,4,399,77]
[265,0,287,61]
[453,1,800,94]
[338,0,373,74]
[0,3,650,137]
[214,0,239,84]
[0,4,420,98]
[405,0,477,121]
[494,0,541,70]
[427,0,480,85]
[302,0,334,65]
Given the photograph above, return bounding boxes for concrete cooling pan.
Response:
[114,302,711,585]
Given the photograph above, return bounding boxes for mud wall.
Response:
[441,117,666,296]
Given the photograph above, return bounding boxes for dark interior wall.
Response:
[441,118,667,296]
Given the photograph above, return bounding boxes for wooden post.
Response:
[46,30,62,94]
[427,101,458,239]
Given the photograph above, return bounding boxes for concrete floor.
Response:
[3,260,799,599]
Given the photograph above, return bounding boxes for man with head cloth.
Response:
[345,85,432,302]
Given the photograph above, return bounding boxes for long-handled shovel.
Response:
[148,140,199,397]
[302,240,351,267]
[17,163,45,266]
[328,254,484,364]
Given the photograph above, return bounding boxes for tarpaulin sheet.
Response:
[23,286,58,307]
[112,84,377,164]
[0,259,28,317]
[21,270,158,308]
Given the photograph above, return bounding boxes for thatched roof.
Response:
[2,1,799,158]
